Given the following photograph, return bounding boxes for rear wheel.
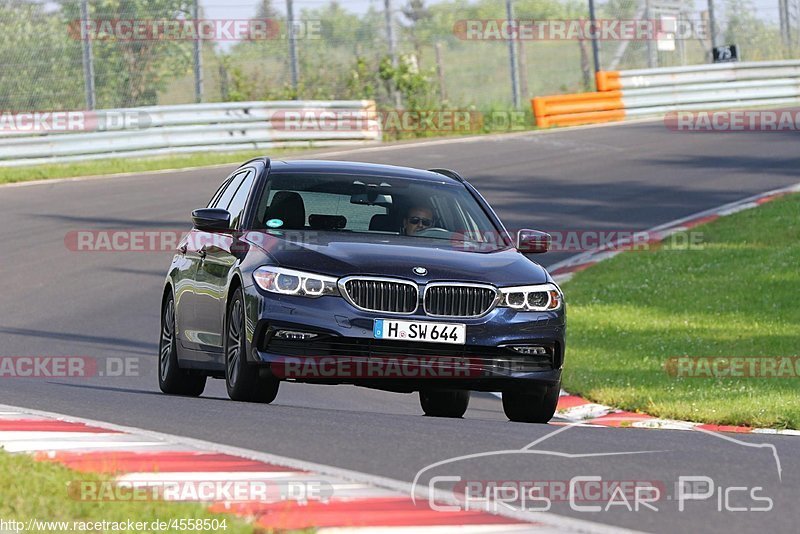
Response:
[419,390,470,418]
[502,384,560,423]
[158,293,206,396]
[225,288,279,403]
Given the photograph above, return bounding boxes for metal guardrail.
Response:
[532,60,800,128]
[0,101,380,167]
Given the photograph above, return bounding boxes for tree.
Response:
[402,0,432,61]
[0,2,83,110]
[58,0,195,107]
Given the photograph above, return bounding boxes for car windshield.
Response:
[253,172,509,249]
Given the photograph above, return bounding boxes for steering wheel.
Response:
[414,227,453,238]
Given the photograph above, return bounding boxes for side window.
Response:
[207,178,232,208]
[225,169,256,229]
[214,170,248,211]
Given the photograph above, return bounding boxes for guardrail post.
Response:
[192,0,203,103]
[287,0,300,97]
[587,0,601,79]
[505,0,520,108]
[80,0,96,110]
[644,0,657,68]
[780,0,793,53]
[707,0,718,50]
[384,0,402,108]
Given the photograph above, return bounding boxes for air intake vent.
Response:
[424,284,498,317]
[342,278,418,314]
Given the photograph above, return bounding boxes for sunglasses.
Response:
[408,216,433,227]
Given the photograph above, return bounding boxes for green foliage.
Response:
[380,55,437,110]
[0,3,83,110]
[724,0,786,60]
[57,0,194,108]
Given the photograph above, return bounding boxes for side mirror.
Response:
[517,229,551,253]
[192,208,231,232]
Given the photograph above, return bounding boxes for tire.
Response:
[158,293,206,397]
[502,383,560,423]
[225,288,279,403]
[419,390,470,418]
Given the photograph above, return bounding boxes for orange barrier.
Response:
[532,71,624,128]
[596,70,621,91]
[536,109,626,128]
[532,92,623,128]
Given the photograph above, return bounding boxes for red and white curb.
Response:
[0,403,638,534]
[548,182,800,282]
[553,391,800,435]
[543,182,800,436]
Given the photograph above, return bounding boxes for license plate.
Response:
[373,319,466,345]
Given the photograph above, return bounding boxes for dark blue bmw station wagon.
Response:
[160,158,565,423]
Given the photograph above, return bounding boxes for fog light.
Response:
[510,346,547,356]
[274,330,318,341]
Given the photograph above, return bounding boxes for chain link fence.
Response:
[1,0,799,113]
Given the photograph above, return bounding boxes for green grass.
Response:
[0,149,309,185]
[0,449,257,533]
[561,193,800,429]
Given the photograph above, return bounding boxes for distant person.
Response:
[403,206,434,235]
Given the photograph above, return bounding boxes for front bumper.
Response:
[243,283,565,393]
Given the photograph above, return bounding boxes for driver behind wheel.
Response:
[403,205,435,236]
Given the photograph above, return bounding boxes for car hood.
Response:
[248,231,549,285]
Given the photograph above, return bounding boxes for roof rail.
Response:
[427,168,464,182]
[241,156,270,168]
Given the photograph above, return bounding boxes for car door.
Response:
[178,170,245,355]
[192,167,257,358]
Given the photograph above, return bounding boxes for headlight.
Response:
[253,266,339,298]
[498,283,563,311]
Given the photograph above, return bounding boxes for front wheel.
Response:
[502,384,560,423]
[225,288,279,403]
[419,390,470,418]
[158,293,206,396]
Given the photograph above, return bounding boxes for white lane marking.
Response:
[630,420,701,431]
[752,428,800,436]
[1,440,164,453]
[116,471,309,482]
[0,403,645,534]
[0,431,124,441]
[556,404,612,421]
[317,526,541,534]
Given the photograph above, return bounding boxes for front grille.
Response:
[342,278,418,314]
[424,284,498,317]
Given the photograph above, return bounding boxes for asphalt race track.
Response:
[1,120,798,533]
